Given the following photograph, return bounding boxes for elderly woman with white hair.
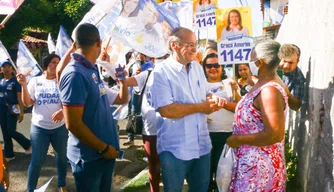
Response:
[226,40,288,191]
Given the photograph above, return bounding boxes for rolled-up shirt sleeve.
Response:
[59,72,88,106]
[151,70,173,111]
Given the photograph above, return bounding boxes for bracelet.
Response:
[99,145,109,154]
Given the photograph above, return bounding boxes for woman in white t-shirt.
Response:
[17,54,68,192]
[202,53,240,191]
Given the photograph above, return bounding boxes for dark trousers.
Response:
[0,104,30,158]
[70,158,116,192]
[143,135,160,192]
[209,132,233,191]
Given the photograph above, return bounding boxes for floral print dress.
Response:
[229,82,288,192]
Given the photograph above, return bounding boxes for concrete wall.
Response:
[276,0,334,191]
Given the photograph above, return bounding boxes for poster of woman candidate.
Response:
[216,6,252,42]
[193,0,217,13]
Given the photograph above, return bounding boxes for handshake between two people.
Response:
[202,95,227,114]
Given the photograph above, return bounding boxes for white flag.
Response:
[47,33,56,54]
[55,26,72,58]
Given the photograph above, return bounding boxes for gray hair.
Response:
[167,27,192,52]
[253,39,281,69]
[278,44,300,60]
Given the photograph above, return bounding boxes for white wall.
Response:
[276,0,334,191]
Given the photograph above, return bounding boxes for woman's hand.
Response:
[226,135,241,148]
[16,74,27,86]
[51,109,63,123]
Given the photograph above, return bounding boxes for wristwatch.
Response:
[99,145,109,154]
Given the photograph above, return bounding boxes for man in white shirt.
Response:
[148,27,226,192]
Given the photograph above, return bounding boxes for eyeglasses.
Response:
[205,63,220,69]
[179,42,197,48]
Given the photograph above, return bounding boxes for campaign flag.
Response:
[17,40,42,82]
[55,26,72,58]
[90,0,99,4]
[0,41,10,61]
[47,33,56,54]
[112,0,180,57]
[160,1,192,29]
[73,0,122,41]
[0,0,24,15]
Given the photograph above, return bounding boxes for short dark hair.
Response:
[74,23,100,50]
[42,54,60,70]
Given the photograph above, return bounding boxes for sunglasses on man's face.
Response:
[205,63,220,69]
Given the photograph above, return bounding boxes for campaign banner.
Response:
[17,40,42,82]
[193,0,217,13]
[47,33,56,54]
[74,0,122,41]
[217,35,253,65]
[0,0,24,15]
[112,0,180,58]
[0,41,11,61]
[193,9,215,30]
[216,6,252,42]
[160,1,192,29]
[55,26,72,58]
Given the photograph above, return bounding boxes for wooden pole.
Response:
[0,14,12,26]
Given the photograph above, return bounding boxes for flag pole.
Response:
[0,14,12,26]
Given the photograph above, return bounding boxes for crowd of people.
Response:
[0,23,306,192]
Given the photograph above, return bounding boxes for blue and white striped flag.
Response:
[17,40,42,82]
[47,33,56,54]
[55,26,72,58]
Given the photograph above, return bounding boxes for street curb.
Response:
[115,166,149,192]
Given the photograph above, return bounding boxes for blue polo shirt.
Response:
[0,77,21,105]
[59,53,120,163]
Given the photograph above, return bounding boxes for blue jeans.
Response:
[126,93,140,141]
[27,124,68,192]
[70,158,116,192]
[0,104,30,158]
[159,151,211,192]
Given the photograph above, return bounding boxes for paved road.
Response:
[3,113,147,192]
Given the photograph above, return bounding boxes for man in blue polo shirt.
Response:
[59,23,128,192]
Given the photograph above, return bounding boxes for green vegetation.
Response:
[0,0,93,48]
[285,133,300,191]
[123,172,149,192]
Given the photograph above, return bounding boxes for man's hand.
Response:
[99,48,111,62]
[230,80,239,91]
[226,135,241,148]
[102,145,119,159]
[16,74,27,86]
[51,109,64,123]
[0,24,4,29]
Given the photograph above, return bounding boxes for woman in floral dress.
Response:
[226,40,288,191]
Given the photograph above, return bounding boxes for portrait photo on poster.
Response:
[192,0,217,13]
[215,6,252,42]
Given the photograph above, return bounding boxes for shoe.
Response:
[123,139,134,146]
[25,146,32,154]
[5,157,15,162]
[58,187,68,192]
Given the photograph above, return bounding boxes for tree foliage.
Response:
[0,0,93,48]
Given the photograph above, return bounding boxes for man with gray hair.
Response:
[148,27,227,191]
[278,44,306,111]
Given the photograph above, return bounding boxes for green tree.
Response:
[0,0,93,48]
